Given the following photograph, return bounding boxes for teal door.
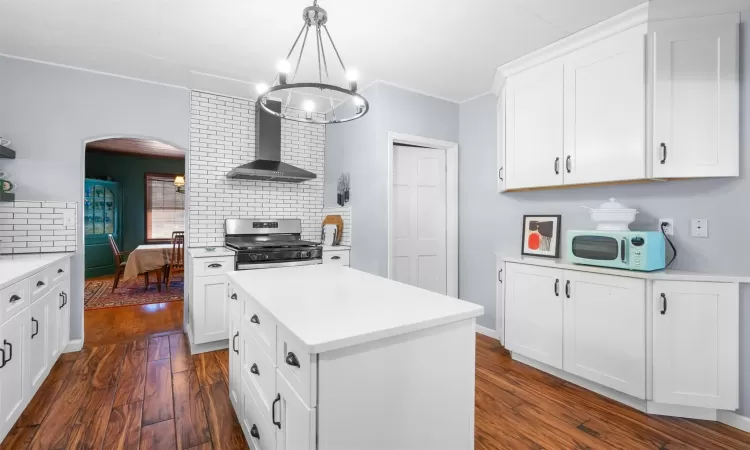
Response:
[84,179,121,278]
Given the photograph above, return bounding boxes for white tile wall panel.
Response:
[0,202,77,254]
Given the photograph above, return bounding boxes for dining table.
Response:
[123,243,173,282]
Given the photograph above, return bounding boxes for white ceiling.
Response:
[87,138,185,158]
[0,0,646,102]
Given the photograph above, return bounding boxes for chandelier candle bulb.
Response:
[303,100,315,119]
[277,59,291,84]
[256,83,269,95]
[346,69,359,91]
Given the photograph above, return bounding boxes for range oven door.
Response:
[568,233,628,269]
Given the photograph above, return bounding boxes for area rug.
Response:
[85,274,183,310]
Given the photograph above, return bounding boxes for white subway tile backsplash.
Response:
[0,202,77,254]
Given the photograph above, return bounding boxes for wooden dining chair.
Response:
[164,232,184,291]
[108,234,130,292]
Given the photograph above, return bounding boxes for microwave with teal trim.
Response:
[567,230,666,271]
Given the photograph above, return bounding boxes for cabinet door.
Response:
[29,294,49,393]
[651,14,739,178]
[58,278,71,353]
[653,281,738,409]
[48,287,61,364]
[504,263,564,369]
[0,308,29,438]
[563,271,646,398]
[229,308,241,411]
[563,25,646,185]
[276,371,315,450]
[193,275,229,344]
[504,59,565,189]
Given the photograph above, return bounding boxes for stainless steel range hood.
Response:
[227,99,317,183]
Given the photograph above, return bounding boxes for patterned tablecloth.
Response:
[123,244,172,280]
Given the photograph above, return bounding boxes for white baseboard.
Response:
[64,339,83,353]
[718,410,750,433]
[475,325,500,340]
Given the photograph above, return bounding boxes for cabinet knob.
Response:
[250,363,259,375]
[230,293,237,300]
[250,424,260,439]
[250,314,260,324]
[208,263,222,268]
[9,295,21,303]
[331,256,341,260]
[36,280,45,287]
[285,352,300,368]
[57,269,64,274]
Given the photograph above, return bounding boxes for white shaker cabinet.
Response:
[29,293,49,392]
[276,372,315,450]
[57,278,71,353]
[651,14,739,178]
[0,308,29,438]
[563,25,646,185]
[504,263,563,369]
[563,271,646,398]
[504,60,565,190]
[229,288,242,410]
[193,275,229,344]
[652,280,738,410]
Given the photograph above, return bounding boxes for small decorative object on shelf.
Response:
[336,173,350,206]
[0,137,15,159]
[0,192,14,202]
[521,215,561,258]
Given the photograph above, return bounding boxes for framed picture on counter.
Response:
[521,215,561,258]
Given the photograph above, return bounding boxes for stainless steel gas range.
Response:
[224,218,322,270]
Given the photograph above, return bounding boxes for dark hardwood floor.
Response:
[3,302,749,449]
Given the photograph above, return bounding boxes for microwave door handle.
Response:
[621,238,626,263]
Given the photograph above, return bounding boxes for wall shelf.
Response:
[0,192,15,202]
[0,144,15,159]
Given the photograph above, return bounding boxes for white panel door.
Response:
[563,271,646,398]
[563,25,646,185]
[504,263,564,369]
[0,307,29,438]
[504,59,564,189]
[391,145,447,294]
[58,278,70,352]
[276,371,315,450]
[229,297,241,411]
[29,292,49,393]
[652,281,739,409]
[651,14,739,178]
[193,275,229,344]
[48,285,61,364]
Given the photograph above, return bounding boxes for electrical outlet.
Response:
[659,218,674,236]
[691,219,708,238]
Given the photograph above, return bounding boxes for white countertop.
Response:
[228,265,483,354]
[187,247,236,258]
[502,255,750,283]
[0,252,74,290]
[322,245,350,251]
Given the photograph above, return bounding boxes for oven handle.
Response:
[621,238,627,264]
[236,259,323,270]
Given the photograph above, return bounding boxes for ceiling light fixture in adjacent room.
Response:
[256,0,369,125]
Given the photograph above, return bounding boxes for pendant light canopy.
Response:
[256,1,369,125]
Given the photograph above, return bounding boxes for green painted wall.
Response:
[85,151,185,252]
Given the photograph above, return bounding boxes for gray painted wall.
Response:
[325,82,459,276]
[458,10,750,414]
[0,56,190,340]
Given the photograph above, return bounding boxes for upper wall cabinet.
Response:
[494,4,740,192]
[651,14,739,178]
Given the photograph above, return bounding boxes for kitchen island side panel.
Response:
[316,318,476,450]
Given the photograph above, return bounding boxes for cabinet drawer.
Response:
[193,256,234,277]
[0,278,30,324]
[243,293,277,363]
[242,376,277,450]
[322,250,349,266]
[276,326,317,408]
[242,320,276,417]
[49,258,69,286]
[29,269,52,304]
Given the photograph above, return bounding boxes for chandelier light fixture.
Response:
[256,0,369,125]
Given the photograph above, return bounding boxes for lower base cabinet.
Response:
[0,308,30,438]
[29,295,49,392]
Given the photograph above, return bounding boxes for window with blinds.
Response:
[146,173,185,241]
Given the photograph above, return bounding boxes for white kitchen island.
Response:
[226,264,483,450]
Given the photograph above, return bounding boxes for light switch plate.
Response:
[691,219,708,238]
[62,210,75,227]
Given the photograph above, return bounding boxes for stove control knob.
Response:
[262,254,269,260]
[301,251,310,258]
[249,254,258,261]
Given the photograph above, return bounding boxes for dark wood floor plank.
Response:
[169,333,194,373]
[213,350,229,386]
[60,352,80,362]
[185,443,213,450]
[201,381,248,450]
[16,359,75,427]
[102,401,142,450]
[192,352,224,388]
[0,425,38,449]
[72,385,118,450]
[148,336,171,361]
[114,348,148,407]
[173,371,212,449]
[140,419,177,450]
[143,358,175,425]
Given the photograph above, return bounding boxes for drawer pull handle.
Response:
[660,143,667,164]
[554,279,559,297]
[2,340,12,366]
[36,281,45,287]
[57,269,64,274]
[285,352,300,368]
[660,293,667,315]
[9,295,21,303]
[250,363,259,375]
[554,157,560,175]
[565,281,570,299]
[31,317,39,339]
[232,332,239,354]
[250,314,260,325]
[272,394,281,429]
[230,293,237,300]
[566,155,572,173]
[59,292,67,309]
[250,424,260,439]
[208,263,222,268]
[331,256,341,260]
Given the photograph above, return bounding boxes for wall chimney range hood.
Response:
[227,99,317,183]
